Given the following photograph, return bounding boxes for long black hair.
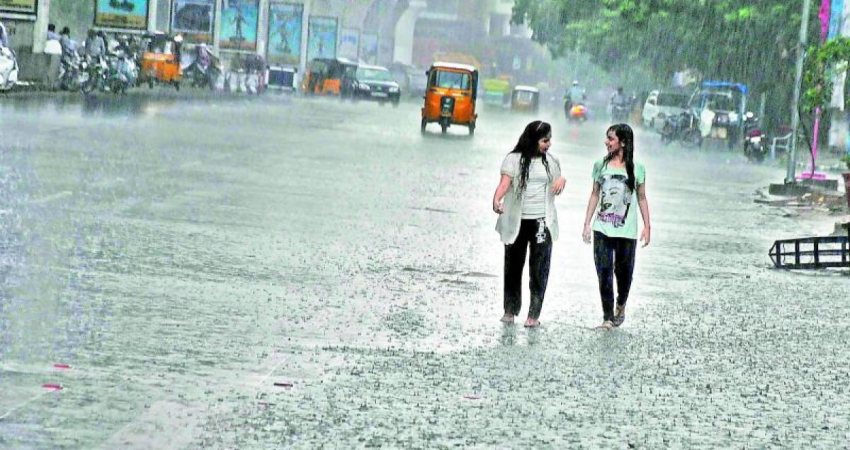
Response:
[604,123,636,191]
[510,120,551,195]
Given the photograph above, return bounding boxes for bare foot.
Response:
[524,318,540,328]
[500,313,515,323]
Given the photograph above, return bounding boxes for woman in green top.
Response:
[581,124,651,330]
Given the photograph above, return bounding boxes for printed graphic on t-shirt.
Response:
[597,174,632,228]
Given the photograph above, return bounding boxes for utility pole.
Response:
[787,0,811,183]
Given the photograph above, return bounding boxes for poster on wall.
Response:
[94,0,149,29]
[220,0,259,51]
[306,16,337,62]
[338,28,359,61]
[0,0,37,15]
[267,2,302,65]
[360,33,378,65]
[171,0,215,44]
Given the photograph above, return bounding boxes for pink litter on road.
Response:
[42,384,63,391]
[462,394,482,400]
[53,363,71,369]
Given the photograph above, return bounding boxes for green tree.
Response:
[512,0,818,130]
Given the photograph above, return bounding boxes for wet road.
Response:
[1,93,848,448]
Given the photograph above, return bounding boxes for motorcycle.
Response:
[80,55,108,94]
[611,102,630,122]
[0,46,18,91]
[742,112,767,162]
[660,110,703,147]
[105,51,138,94]
[184,44,221,90]
[568,103,589,124]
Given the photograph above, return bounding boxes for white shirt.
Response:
[521,158,548,218]
[495,151,561,244]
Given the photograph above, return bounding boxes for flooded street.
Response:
[1,94,848,448]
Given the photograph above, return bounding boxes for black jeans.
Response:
[593,231,636,321]
[504,219,552,320]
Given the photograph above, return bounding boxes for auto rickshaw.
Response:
[301,57,357,96]
[510,85,540,113]
[421,62,478,135]
[139,32,182,90]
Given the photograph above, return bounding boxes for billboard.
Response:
[338,28,359,60]
[220,0,259,51]
[306,16,337,61]
[94,0,149,30]
[171,0,215,44]
[0,0,37,15]
[267,2,302,65]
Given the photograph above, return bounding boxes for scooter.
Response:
[742,112,767,162]
[568,103,588,124]
[0,46,19,91]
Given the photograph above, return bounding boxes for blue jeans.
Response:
[593,231,636,321]
[504,219,552,319]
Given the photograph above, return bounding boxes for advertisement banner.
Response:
[306,16,337,61]
[171,0,215,44]
[360,32,378,65]
[94,0,149,30]
[338,28,359,60]
[220,0,259,51]
[267,2,302,65]
[0,0,37,15]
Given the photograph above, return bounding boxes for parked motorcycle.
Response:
[0,46,18,91]
[660,110,703,147]
[184,44,221,90]
[742,112,767,162]
[80,55,108,94]
[105,51,138,94]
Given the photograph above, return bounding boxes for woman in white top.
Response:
[492,121,566,327]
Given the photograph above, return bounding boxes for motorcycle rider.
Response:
[610,87,629,121]
[565,80,586,117]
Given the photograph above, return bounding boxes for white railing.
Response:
[771,133,793,160]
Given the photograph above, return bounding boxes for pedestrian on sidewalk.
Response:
[581,123,651,330]
[492,120,566,328]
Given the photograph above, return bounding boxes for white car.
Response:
[642,90,689,130]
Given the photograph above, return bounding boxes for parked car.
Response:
[642,90,689,130]
[342,64,401,105]
[389,62,427,98]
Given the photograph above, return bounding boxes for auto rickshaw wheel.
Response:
[440,123,447,134]
[174,81,180,91]
[468,122,475,136]
[420,118,427,134]
[148,78,154,89]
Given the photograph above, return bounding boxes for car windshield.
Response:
[657,93,688,107]
[693,90,739,112]
[432,70,470,90]
[357,68,393,81]
[515,90,535,102]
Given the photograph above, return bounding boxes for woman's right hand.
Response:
[582,224,592,244]
[493,199,504,214]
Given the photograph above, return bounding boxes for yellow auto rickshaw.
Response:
[511,85,540,113]
[421,62,478,135]
[301,57,357,96]
[139,32,182,90]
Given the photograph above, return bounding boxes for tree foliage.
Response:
[512,0,817,127]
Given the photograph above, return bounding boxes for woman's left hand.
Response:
[640,227,651,248]
[551,177,566,195]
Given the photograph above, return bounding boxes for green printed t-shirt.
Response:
[591,159,646,239]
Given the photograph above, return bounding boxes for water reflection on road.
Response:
[0,92,848,448]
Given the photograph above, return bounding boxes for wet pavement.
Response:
[1,92,848,448]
